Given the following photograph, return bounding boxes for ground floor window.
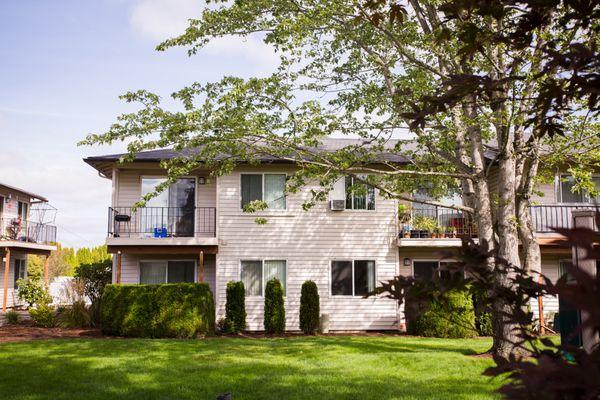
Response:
[331,260,376,296]
[241,259,287,296]
[14,259,26,289]
[413,260,460,282]
[139,260,195,284]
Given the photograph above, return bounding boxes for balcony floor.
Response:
[106,237,218,247]
[0,240,57,254]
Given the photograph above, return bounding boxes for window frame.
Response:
[556,173,600,204]
[344,175,376,211]
[329,259,377,297]
[239,173,287,211]
[14,258,26,289]
[138,259,197,284]
[239,258,288,297]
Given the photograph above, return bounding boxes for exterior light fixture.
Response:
[403,257,411,266]
[198,177,206,185]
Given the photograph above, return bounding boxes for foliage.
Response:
[57,300,91,328]
[0,336,499,399]
[476,312,493,337]
[16,278,51,307]
[100,283,215,338]
[75,260,112,325]
[299,281,320,335]
[29,304,56,328]
[5,310,20,324]
[224,281,246,334]
[28,245,111,280]
[264,278,285,334]
[413,290,476,339]
[412,216,438,232]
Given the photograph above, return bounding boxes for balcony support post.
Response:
[116,251,122,284]
[2,248,10,313]
[537,274,545,335]
[43,255,50,287]
[572,209,599,353]
[198,251,204,283]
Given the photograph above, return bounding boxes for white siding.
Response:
[216,165,400,331]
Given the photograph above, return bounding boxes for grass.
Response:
[0,336,501,400]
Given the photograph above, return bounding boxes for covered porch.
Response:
[1,242,55,312]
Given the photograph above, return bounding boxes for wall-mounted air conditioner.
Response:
[330,200,345,211]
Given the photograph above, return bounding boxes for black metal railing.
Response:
[108,207,216,238]
[530,204,598,233]
[400,204,598,238]
[0,218,57,244]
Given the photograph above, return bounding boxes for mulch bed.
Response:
[0,321,104,343]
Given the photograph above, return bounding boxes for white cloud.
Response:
[129,0,279,68]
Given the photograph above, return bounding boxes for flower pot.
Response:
[410,230,420,238]
[419,230,430,238]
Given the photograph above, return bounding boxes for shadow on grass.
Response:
[0,337,498,400]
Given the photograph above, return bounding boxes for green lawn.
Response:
[0,336,501,400]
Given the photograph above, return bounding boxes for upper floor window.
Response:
[241,259,287,296]
[331,260,375,296]
[345,176,375,210]
[558,175,600,203]
[241,174,286,210]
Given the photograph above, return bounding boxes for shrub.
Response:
[58,300,91,328]
[17,278,51,307]
[5,310,20,324]
[299,281,320,334]
[414,290,476,338]
[224,281,246,333]
[29,304,56,328]
[100,283,215,338]
[264,278,285,334]
[75,260,112,325]
[472,292,493,336]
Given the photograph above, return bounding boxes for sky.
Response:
[0,0,279,248]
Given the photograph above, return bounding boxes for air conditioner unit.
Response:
[330,200,345,211]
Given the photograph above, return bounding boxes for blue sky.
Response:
[0,0,279,248]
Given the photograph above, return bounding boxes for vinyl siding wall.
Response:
[215,165,400,331]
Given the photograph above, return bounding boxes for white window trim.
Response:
[329,259,377,298]
[344,176,376,212]
[138,259,197,284]
[239,258,288,297]
[239,173,288,211]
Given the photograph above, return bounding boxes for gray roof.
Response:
[84,138,412,176]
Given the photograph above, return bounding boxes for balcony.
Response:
[0,217,57,245]
[108,207,216,240]
[399,204,598,244]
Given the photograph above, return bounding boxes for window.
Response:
[17,202,28,220]
[331,260,375,296]
[345,176,375,210]
[14,259,26,289]
[241,174,286,210]
[559,260,576,284]
[558,175,600,203]
[241,260,287,296]
[413,261,461,282]
[139,260,195,284]
[140,178,196,237]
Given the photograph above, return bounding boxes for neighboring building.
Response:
[0,183,57,312]
[84,140,598,331]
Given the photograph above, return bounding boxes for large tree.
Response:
[82,0,599,360]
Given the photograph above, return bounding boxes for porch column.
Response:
[116,251,122,284]
[198,251,204,283]
[43,255,50,287]
[572,209,599,353]
[537,274,545,335]
[2,248,10,313]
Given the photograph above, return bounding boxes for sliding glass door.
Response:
[141,178,196,237]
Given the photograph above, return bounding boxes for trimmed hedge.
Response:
[100,283,215,338]
[413,290,476,338]
[299,280,320,334]
[224,281,246,333]
[264,278,285,334]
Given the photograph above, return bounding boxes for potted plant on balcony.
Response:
[448,226,458,238]
[412,216,438,238]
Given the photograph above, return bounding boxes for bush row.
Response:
[100,283,215,338]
